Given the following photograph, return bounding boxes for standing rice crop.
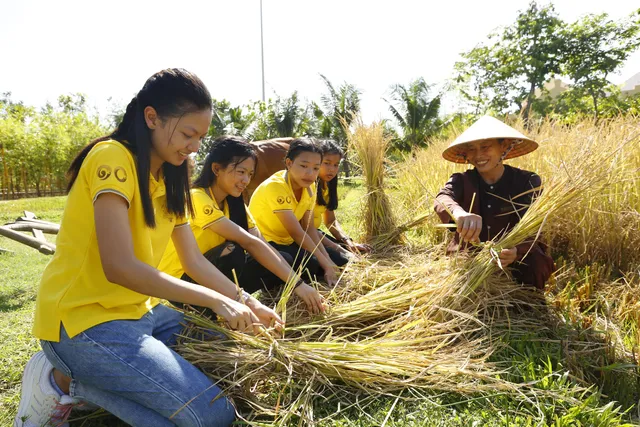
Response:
[346,119,401,249]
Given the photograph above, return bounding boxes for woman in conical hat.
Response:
[434,116,555,290]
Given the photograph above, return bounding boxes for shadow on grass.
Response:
[0,286,35,312]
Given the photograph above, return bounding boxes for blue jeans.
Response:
[40,304,236,427]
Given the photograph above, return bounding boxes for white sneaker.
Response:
[14,351,77,427]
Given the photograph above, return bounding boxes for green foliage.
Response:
[501,1,565,119]
[455,1,564,118]
[208,98,255,139]
[561,12,640,121]
[250,92,313,140]
[319,73,361,145]
[454,43,509,115]
[534,86,640,123]
[454,1,640,122]
[0,93,104,198]
[384,78,442,151]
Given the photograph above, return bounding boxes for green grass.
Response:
[0,193,639,426]
[0,199,61,425]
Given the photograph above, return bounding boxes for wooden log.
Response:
[23,211,45,241]
[3,222,59,234]
[0,226,55,255]
[16,217,60,228]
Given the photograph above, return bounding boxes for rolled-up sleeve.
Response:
[434,173,464,224]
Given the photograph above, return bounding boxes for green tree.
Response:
[561,12,640,121]
[208,99,255,138]
[454,44,511,115]
[319,74,361,175]
[250,92,312,141]
[383,78,442,151]
[454,1,564,119]
[500,1,565,120]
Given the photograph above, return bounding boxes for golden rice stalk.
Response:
[346,118,401,250]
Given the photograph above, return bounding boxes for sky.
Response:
[1,0,639,123]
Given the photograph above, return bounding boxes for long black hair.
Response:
[316,139,343,211]
[193,135,257,231]
[67,68,212,228]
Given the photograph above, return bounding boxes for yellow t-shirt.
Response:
[249,170,316,245]
[313,185,331,229]
[33,140,188,342]
[158,187,256,278]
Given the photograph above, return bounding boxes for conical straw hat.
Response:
[442,116,538,163]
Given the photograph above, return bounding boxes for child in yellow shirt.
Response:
[249,138,339,286]
[15,69,281,427]
[314,139,371,256]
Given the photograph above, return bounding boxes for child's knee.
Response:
[200,396,236,427]
[176,395,236,427]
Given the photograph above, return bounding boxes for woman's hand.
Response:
[354,242,372,253]
[246,298,284,330]
[294,283,326,314]
[498,247,518,267]
[210,296,262,333]
[322,262,339,287]
[453,210,483,243]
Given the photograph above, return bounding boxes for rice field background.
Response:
[1,116,640,426]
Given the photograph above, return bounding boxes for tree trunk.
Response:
[21,166,27,198]
[591,92,600,123]
[9,168,15,198]
[1,145,7,200]
[343,151,351,178]
[523,80,536,124]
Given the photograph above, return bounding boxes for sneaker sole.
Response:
[14,351,47,427]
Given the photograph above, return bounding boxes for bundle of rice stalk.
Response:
[346,118,401,250]
[178,249,566,422]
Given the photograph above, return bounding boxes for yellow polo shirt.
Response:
[248,170,315,245]
[313,185,330,228]
[158,187,255,279]
[33,140,187,342]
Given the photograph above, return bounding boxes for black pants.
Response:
[319,231,350,267]
[172,241,289,316]
[268,241,323,282]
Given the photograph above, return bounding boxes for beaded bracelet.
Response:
[235,288,252,304]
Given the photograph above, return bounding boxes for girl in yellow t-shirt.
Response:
[14,69,281,427]
[249,138,339,286]
[315,140,371,255]
[159,135,324,314]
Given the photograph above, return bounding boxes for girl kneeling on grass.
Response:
[158,135,325,314]
[14,68,281,427]
[249,138,340,287]
[314,140,371,256]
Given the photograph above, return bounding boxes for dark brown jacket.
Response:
[434,165,555,289]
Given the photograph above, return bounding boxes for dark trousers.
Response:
[319,231,350,267]
[268,241,323,282]
[512,246,555,290]
[172,241,289,316]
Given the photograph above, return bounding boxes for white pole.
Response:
[260,0,266,102]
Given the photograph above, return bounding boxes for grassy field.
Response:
[1,115,640,426]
